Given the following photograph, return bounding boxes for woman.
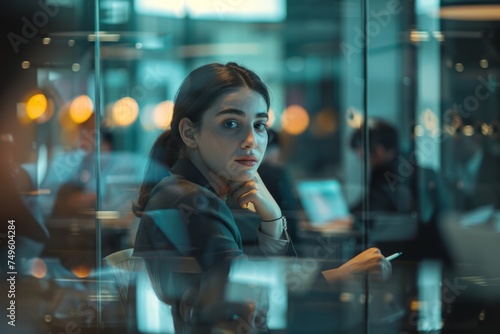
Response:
[133,62,391,330]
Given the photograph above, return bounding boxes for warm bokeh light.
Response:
[26,93,48,120]
[35,99,54,124]
[153,100,174,129]
[267,108,276,127]
[414,125,425,137]
[281,104,309,135]
[346,108,363,128]
[30,258,47,279]
[69,95,94,124]
[455,63,464,72]
[112,97,139,127]
[72,265,91,278]
[463,125,474,136]
[422,108,439,136]
[312,108,337,137]
[481,123,493,136]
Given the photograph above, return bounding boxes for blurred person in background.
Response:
[349,118,451,262]
[350,119,415,213]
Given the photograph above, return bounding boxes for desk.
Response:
[43,217,133,270]
[297,221,360,263]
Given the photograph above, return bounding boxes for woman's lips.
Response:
[236,160,257,167]
[235,157,258,167]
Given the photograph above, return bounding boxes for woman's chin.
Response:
[230,171,256,182]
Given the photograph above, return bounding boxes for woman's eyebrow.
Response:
[215,109,268,119]
[215,108,245,117]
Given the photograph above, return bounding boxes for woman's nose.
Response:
[240,127,257,149]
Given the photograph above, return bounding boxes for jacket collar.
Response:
[170,158,217,194]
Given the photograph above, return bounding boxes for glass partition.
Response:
[1,1,499,333]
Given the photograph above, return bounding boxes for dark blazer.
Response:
[133,158,291,272]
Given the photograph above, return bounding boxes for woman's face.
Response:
[192,87,268,182]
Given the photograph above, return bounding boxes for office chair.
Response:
[103,248,135,314]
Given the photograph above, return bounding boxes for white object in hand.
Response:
[386,252,402,261]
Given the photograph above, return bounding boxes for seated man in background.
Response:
[350,119,414,213]
[349,118,450,262]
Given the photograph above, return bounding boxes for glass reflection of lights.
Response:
[70,95,94,124]
[30,258,47,279]
[135,263,175,333]
[72,63,81,72]
[440,4,500,21]
[112,97,139,127]
[281,104,309,135]
[228,258,287,330]
[410,30,430,43]
[480,59,489,69]
[21,61,30,69]
[136,0,286,22]
[455,63,464,72]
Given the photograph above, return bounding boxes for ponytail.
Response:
[133,130,180,216]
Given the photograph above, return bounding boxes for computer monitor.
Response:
[296,179,350,226]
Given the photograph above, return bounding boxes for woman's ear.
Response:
[179,118,198,148]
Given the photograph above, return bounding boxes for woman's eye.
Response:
[223,120,238,129]
[254,121,267,132]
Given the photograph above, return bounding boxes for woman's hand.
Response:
[228,172,284,239]
[322,248,392,282]
[228,172,281,221]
